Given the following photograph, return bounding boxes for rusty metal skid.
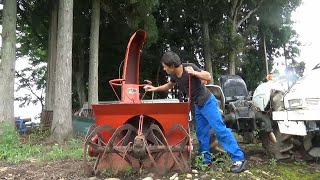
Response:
[83,30,192,175]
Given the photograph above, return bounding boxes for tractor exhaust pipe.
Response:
[269,132,277,143]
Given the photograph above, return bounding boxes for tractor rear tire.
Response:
[300,134,320,160]
[260,124,298,160]
[260,124,320,161]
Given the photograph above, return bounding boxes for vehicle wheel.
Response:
[260,124,297,160]
[300,134,320,160]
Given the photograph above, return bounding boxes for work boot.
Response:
[230,160,247,173]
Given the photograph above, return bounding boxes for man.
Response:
[144,51,247,173]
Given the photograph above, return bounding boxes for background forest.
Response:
[0,0,307,143]
[13,0,305,112]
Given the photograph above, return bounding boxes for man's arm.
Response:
[192,70,212,81]
[184,65,212,81]
[144,81,176,92]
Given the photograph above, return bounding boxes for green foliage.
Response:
[100,167,136,179]
[257,0,302,59]
[0,123,20,146]
[194,152,210,171]
[272,163,320,180]
[0,123,25,163]
[294,160,307,166]
[238,0,303,87]
[141,15,159,47]
[240,49,266,91]
[27,128,51,142]
[269,158,278,168]
[15,62,46,110]
[44,139,83,160]
[16,0,304,107]
[101,169,114,177]
[16,0,49,64]
[249,162,320,180]
[0,125,83,163]
[122,167,135,178]
[209,152,232,172]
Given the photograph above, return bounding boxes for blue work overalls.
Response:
[194,94,245,164]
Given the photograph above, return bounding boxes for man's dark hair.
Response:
[161,51,182,68]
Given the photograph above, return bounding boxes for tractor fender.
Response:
[252,80,286,111]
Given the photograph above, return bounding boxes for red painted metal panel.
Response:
[92,102,189,144]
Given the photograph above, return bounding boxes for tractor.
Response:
[204,75,275,146]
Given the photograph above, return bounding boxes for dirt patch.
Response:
[1,143,320,180]
[0,160,89,180]
[0,158,249,180]
[0,143,266,180]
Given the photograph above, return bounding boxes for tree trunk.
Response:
[0,0,17,126]
[51,0,74,143]
[283,45,288,69]
[88,0,100,106]
[45,0,58,111]
[263,34,269,75]
[201,12,214,84]
[75,73,86,108]
[228,23,236,75]
[75,47,86,108]
[228,0,263,75]
[228,50,236,75]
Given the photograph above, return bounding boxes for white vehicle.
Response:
[252,70,298,160]
[272,63,320,158]
[252,63,320,160]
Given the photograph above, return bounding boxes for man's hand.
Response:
[184,66,196,75]
[143,85,158,92]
